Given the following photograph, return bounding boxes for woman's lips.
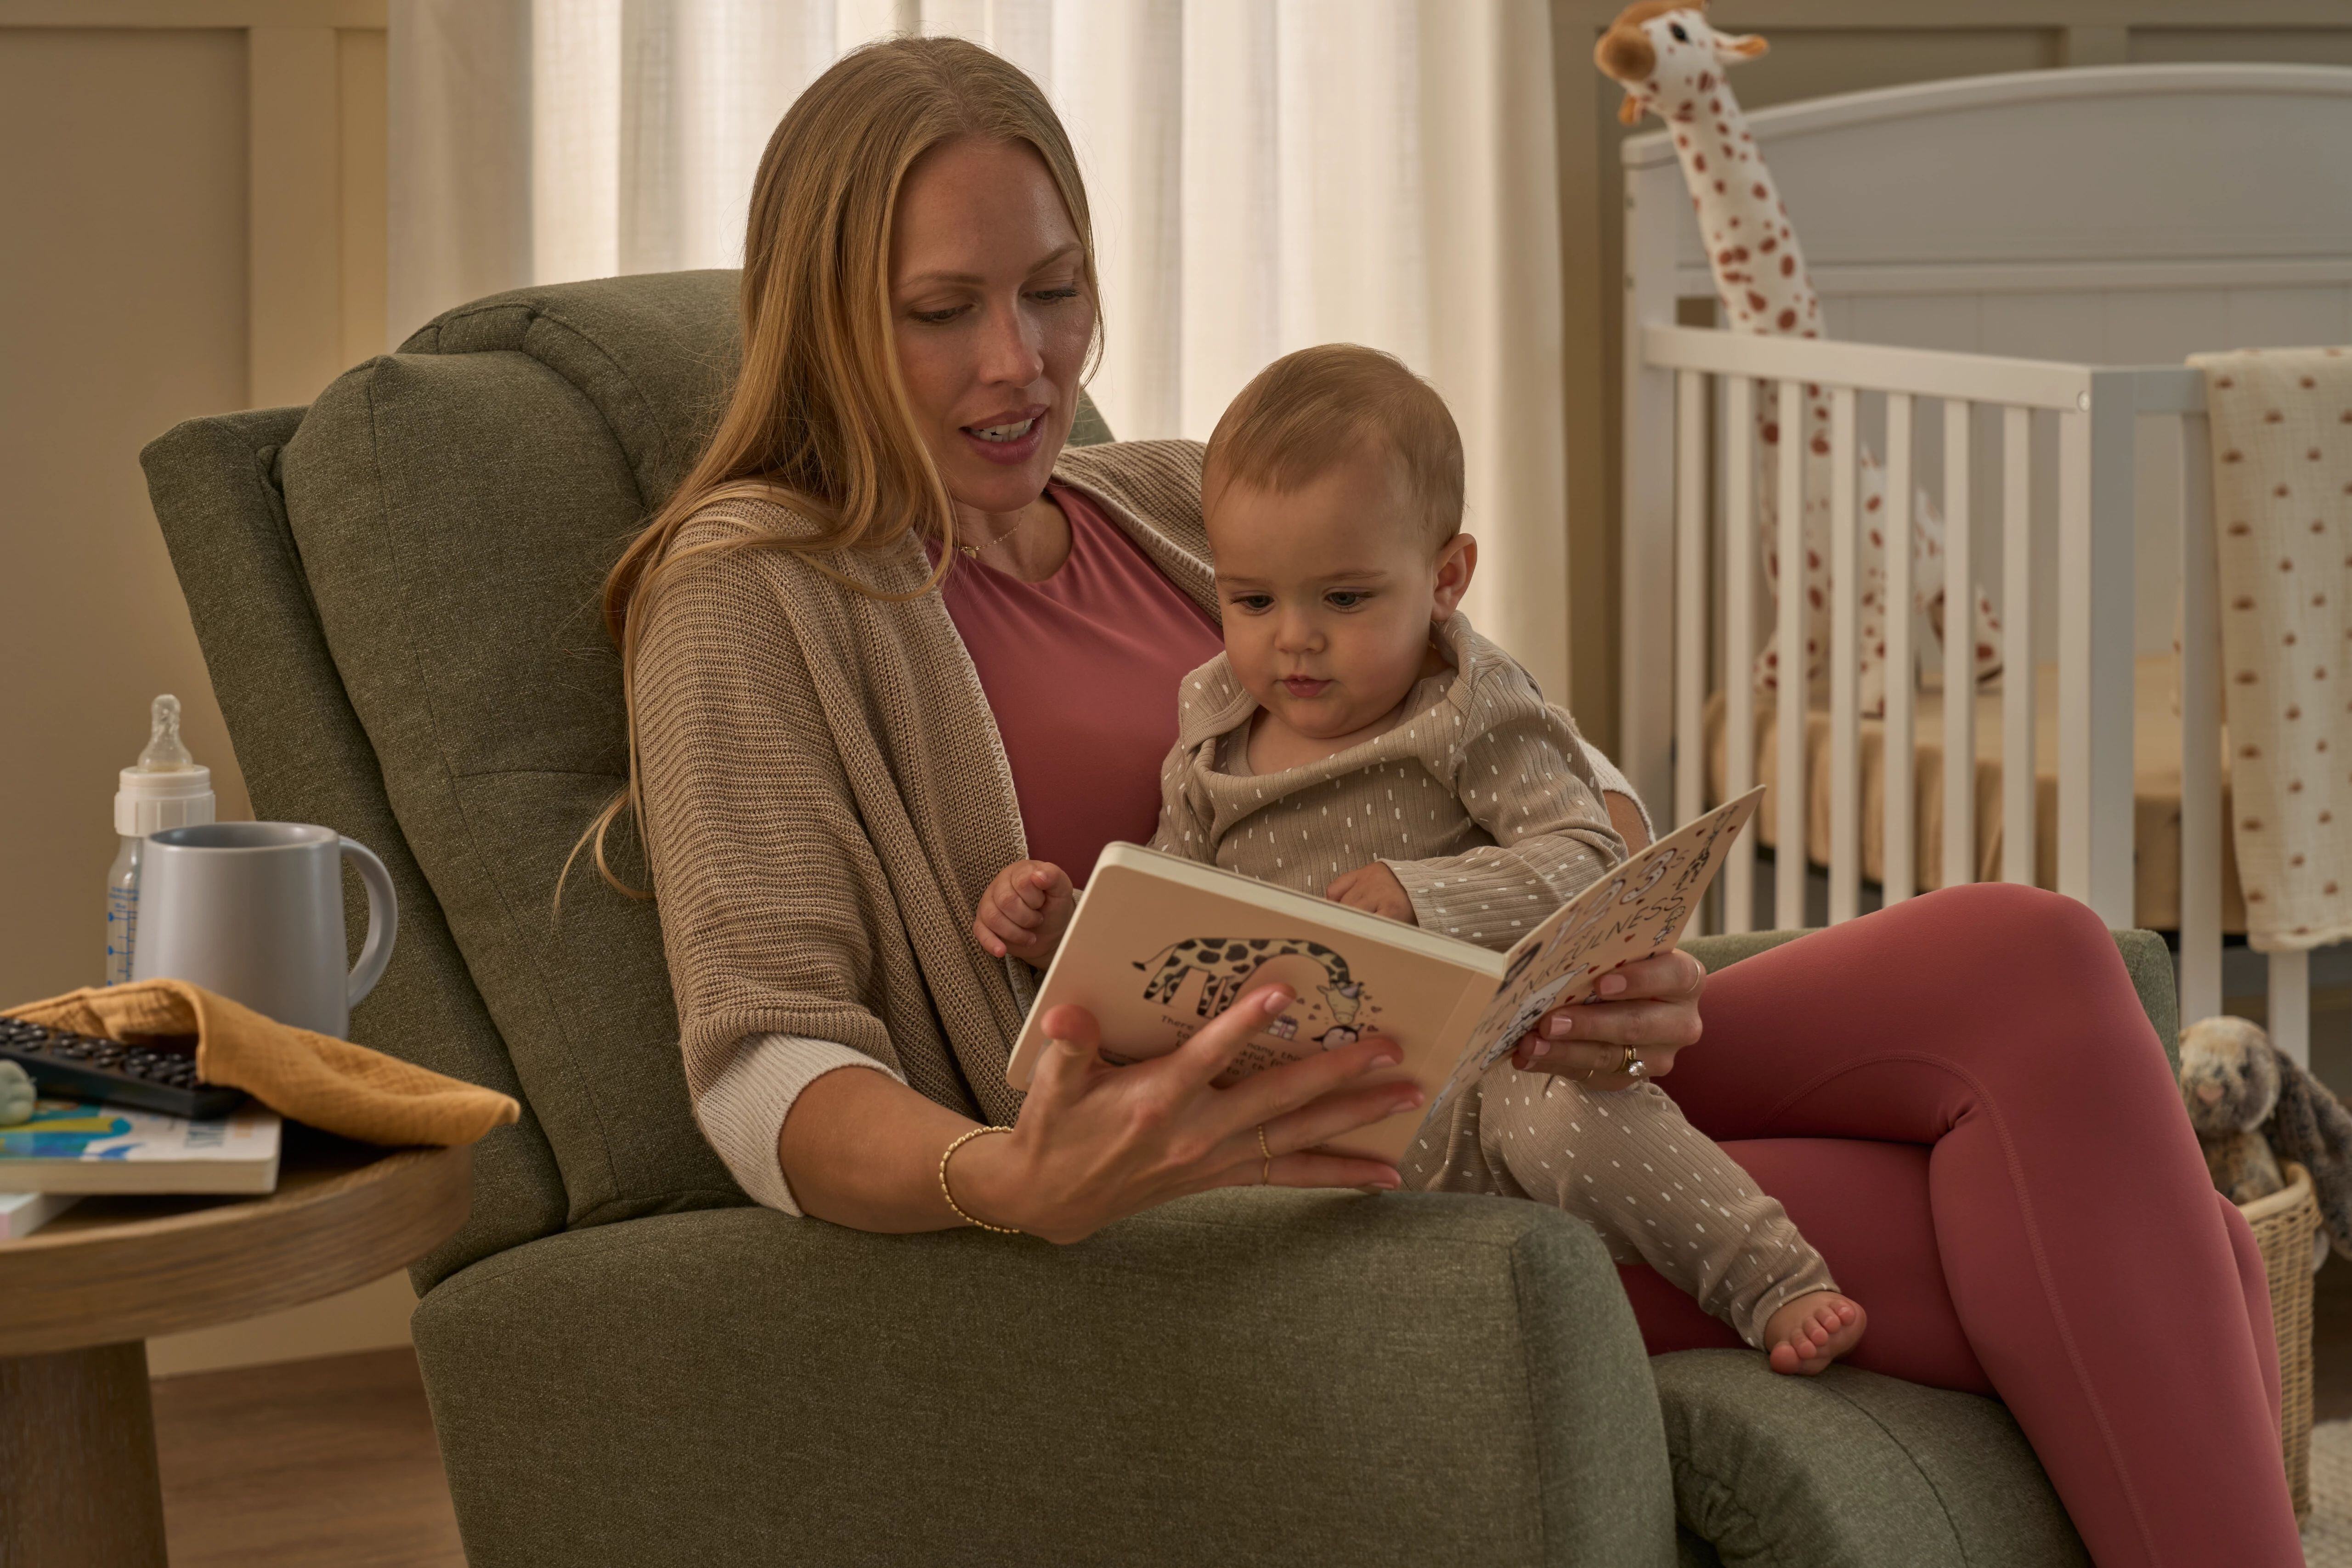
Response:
[1280,677,1331,698]
[960,411,1048,467]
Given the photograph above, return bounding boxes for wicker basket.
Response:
[2241,1160,2322,1523]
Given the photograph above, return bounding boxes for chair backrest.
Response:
[143,270,1112,1286]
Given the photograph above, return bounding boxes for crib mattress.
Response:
[1702,654,2247,934]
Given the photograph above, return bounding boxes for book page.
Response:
[1421,786,1764,1122]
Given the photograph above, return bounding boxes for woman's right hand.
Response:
[951,984,1424,1244]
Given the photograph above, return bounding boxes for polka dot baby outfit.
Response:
[1146,612,1838,1347]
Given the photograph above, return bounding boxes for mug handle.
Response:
[339,837,400,1010]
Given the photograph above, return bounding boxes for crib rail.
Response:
[1619,324,2319,1063]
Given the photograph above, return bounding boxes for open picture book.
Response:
[1006,786,1765,1163]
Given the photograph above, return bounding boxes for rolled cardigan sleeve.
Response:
[633,520,916,1145]
[694,1033,906,1215]
[1381,697,1629,951]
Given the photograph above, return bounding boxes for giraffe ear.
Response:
[1618,93,1645,126]
[1714,31,1769,60]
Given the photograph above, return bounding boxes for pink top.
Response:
[930,483,1222,883]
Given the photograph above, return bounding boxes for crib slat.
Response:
[2272,950,2312,1070]
[1942,400,1975,889]
[2177,410,2222,1027]
[1829,387,1860,924]
[1723,378,1757,935]
[2056,379,2138,925]
[2001,405,2034,886]
[1674,371,1707,838]
[1883,395,1916,906]
[1776,378,1808,930]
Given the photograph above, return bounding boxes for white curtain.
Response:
[388,0,1568,690]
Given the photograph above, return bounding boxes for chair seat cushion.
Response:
[1652,1349,2087,1567]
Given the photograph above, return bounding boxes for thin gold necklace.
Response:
[955,508,1035,560]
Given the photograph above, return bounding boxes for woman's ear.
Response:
[1431,533,1478,619]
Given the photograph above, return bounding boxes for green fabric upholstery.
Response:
[140,407,566,1284]
[140,270,2194,1568]
[1651,1351,2088,1567]
[414,1189,1678,1568]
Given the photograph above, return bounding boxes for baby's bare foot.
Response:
[1763,1291,1867,1376]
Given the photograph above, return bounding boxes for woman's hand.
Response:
[974,860,1076,963]
[951,984,1423,1244]
[1507,948,1706,1091]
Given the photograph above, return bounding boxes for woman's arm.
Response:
[780,985,1426,1241]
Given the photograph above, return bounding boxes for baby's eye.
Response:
[1325,590,1370,610]
[1231,593,1274,613]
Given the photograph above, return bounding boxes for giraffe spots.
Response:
[2281,558,2297,572]
[2304,375,2319,388]
[1694,153,1707,171]
[2236,671,2260,685]
[2234,594,2256,609]
[2290,706,2304,720]
[1698,71,1713,91]
[2265,409,2284,423]
[2311,449,2324,461]
[2341,411,2352,423]
[1761,421,1780,443]
[2224,449,2244,463]
[2229,521,2252,535]
[1676,134,1689,147]
[1715,180,1727,194]
[1746,290,1768,313]
[2275,484,2292,497]
[1777,308,1798,330]
[2216,376,2235,388]
[1810,436,1830,455]
[1978,642,1996,661]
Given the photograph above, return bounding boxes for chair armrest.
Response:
[413,1189,1677,1568]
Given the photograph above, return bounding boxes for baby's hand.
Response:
[975,860,1076,964]
[1327,863,1417,925]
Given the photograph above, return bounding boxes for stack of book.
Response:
[1,1098,281,1239]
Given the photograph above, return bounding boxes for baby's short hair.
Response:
[1203,344,1465,545]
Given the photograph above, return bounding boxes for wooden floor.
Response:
[147,1261,2352,1566]
[153,1347,463,1568]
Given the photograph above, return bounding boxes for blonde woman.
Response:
[591,37,2298,1568]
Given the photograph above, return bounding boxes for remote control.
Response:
[0,1017,246,1121]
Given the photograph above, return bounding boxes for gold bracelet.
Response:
[939,1125,1021,1234]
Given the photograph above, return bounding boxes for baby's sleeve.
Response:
[1380,687,1628,951]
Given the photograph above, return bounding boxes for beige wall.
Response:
[1552,0,2352,757]
[0,0,395,1374]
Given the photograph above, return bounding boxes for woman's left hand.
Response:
[1508,948,1706,1089]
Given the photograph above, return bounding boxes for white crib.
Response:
[1617,63,2352,1065]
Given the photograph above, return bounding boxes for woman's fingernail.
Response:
[1528,1042,1550,1061]
[1262,988,1295,1014]
[1373,1049,1404,1069]
[1395,1089,1425,1111]
[1544,1014,1574,1039]
[1598,974,1627,997]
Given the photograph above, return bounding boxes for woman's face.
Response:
[889,136,1095,517]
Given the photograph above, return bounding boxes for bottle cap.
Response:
[116,695,216,837]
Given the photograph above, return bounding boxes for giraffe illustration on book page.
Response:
[1596,0,2002,715]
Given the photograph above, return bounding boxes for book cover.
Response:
[0,1189,80,1240]
[1006,787,1763,1163]
[0,1098,282,1195]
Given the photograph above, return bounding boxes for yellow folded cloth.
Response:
[4,979,519,1146]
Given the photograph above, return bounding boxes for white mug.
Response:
[131,822,398,1039]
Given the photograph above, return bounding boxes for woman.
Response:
[584,35,2300,1568]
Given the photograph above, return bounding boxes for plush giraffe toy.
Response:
[1596,0,2001,715]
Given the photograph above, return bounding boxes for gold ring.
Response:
[1618,1044,1639,1076]
[1257,1123,1272,1185]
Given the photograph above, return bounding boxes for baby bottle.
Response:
[106,694,215,985]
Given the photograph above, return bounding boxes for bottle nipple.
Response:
[136,694,195,772]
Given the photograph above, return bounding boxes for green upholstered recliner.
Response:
[141,272,2153,1567]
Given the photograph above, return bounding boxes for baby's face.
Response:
[1206,453,1472,742]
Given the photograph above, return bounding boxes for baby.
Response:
[977,345,1864,1375]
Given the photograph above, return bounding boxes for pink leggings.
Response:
[1618,883,2299,1568]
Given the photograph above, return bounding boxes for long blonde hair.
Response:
[565,35,1101,904]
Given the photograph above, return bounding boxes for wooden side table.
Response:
[0,1131,471,1568]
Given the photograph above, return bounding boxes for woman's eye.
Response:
[909,303,967,325]
[1029,285,1082,304]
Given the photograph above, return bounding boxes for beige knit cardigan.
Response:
[634,441,1220,1130]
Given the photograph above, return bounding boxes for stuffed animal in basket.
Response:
[2178,1015,2352,1260]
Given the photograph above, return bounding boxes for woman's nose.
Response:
[976,299,1045,386]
